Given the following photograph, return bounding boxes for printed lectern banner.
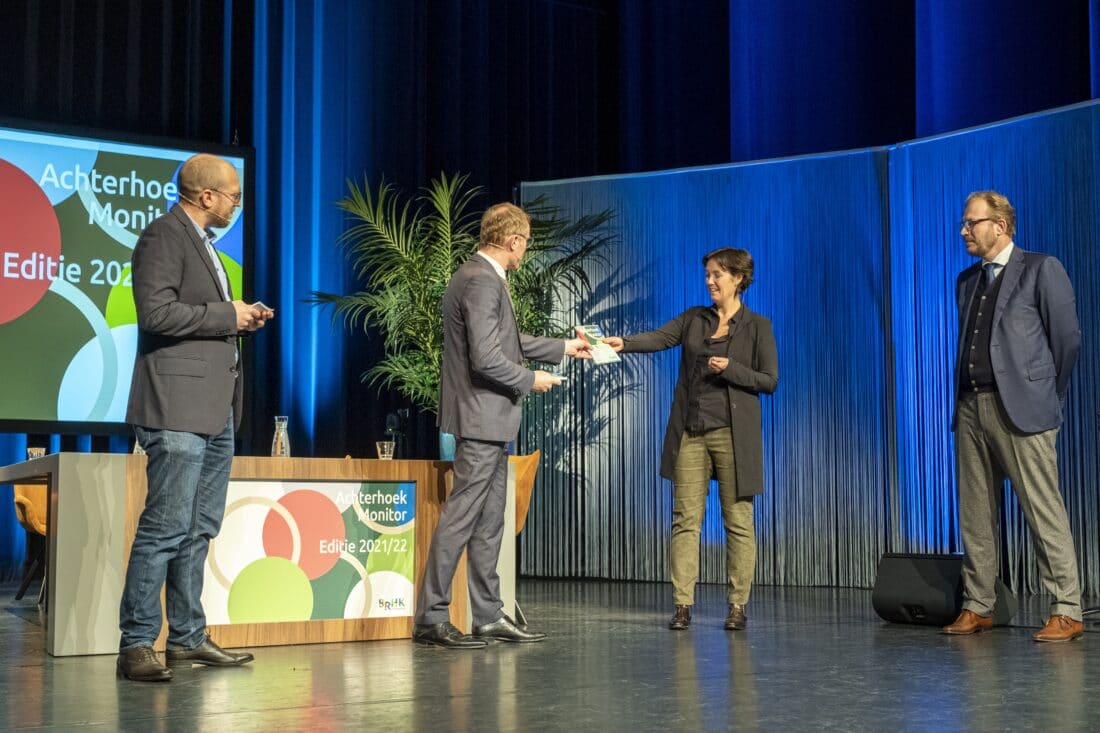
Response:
[202,480,415,624]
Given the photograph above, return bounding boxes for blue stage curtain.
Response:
[727,1,1097,161]
[728,0,916,162]
[617,0,732,172]
[1093,0,1100,98]
[522,100,1100,596]
[6,0,1100,584]
[519,150,893,588]
[248,0,379,457]
[889,100,1100,596]
[246,0,623,458]
[915,0,1091,137]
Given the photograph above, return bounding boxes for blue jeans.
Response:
[119,416,234,650]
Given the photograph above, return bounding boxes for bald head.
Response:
[177,153,241,228]
[178,154,236,195]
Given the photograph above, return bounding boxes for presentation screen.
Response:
[0,122,252,430]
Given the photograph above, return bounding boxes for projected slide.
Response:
[0,126,246,425]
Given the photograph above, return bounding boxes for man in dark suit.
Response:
[942,191,1083,642]
[412,202,591,648]
[117,154,272,681]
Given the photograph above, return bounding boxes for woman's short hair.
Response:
[702,247,753,294]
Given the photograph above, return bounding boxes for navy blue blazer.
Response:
[952,245,1080,434]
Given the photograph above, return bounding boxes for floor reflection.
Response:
[1,580,1098,730]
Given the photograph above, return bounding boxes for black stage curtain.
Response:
[0,0,249,142]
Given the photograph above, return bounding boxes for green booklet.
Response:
[574,324,621,365]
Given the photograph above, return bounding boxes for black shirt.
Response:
[684,307,739,434]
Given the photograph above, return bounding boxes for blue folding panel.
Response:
[890,100,1100,594]
[519,149,892,587]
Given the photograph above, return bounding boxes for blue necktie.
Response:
[983,262,997,286]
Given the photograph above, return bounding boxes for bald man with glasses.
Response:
[118,154,273,681]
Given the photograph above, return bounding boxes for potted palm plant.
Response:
[310,172,614,457]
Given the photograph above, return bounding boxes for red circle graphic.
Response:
[262,489,346,580]
[0,159,62,325]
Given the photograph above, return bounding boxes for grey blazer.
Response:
[623,305,778,497]
[952,245,1080,434]
[125,205,242,435]
[437,254,565,442]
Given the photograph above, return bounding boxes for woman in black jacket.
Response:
[606,247,778,631]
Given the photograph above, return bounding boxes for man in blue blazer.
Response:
[942,191,1083,642]
[412,202,591,648]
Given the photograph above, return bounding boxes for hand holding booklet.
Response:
[575,324,621,365]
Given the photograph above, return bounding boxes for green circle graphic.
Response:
[104,268,136,328]
[227,557,314,623]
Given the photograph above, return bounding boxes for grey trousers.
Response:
[955,392,1081,620]
[415,437,508,627]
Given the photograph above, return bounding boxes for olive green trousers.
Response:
[671,428,755,606]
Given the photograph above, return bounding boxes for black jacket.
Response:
[623,304,778,496]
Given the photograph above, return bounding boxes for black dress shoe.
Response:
[412,622,488,649]
[473,614,547,643]
[117,645,172,682]
[668,604,691,630]
[166,637,255,667]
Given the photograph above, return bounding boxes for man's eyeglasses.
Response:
[512,233,533,246]
[210,188,243,205]
[960,218,991,231]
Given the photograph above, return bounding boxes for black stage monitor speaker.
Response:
[872,553,1017,626]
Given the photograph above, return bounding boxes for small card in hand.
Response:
[575,324,621,365]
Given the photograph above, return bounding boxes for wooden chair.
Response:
[508,449,541,626]
[12,483,47,602]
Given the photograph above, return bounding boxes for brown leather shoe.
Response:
[724,604,747,631]
[1032,614,1084,643]
[668,604,691,630]
[942,609,993,635]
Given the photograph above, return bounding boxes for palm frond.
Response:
[313,174,616,411]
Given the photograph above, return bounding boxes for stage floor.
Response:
[2,578,1099,731]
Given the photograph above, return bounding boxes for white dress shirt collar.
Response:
[985,241,1014,269]
[477,250,508,281]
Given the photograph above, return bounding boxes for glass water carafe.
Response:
[271,415,291,457]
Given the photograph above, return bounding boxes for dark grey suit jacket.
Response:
[952,245,1080,434]
[125,205,242,435]
[438,254,565,442]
